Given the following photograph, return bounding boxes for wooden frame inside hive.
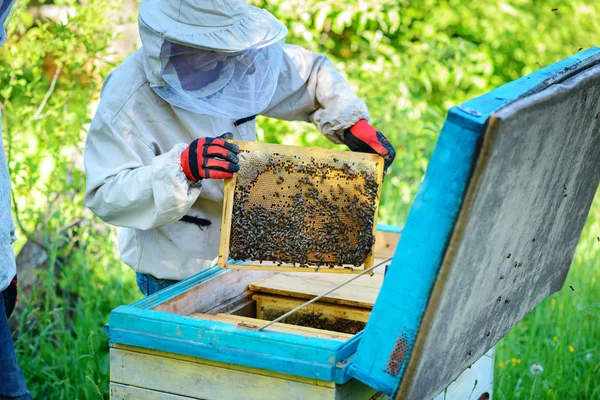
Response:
[218,141,384,273]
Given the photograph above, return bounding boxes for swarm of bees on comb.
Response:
[229,148,380,269]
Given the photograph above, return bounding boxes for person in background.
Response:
[0,0,33,398]
[84,0,396,296]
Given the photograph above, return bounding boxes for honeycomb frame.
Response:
[218,140,384,273]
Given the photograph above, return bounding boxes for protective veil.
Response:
[156,41,284,119]
[84,0,370,280]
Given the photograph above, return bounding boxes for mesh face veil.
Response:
[154,40,284,119]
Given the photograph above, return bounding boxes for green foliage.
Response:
[1,0,598,398]
[1,0,114,245]
[2,1,140,398]
[254,0,600,224]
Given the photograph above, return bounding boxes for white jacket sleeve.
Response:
[0,116,16,292]
[262,44,370,144]
[84,112,201,231]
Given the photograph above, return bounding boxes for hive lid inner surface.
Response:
[219,141,384,273]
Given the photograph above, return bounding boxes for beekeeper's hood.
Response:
[138,0,288,119]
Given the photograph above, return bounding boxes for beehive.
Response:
[218,141,384,273]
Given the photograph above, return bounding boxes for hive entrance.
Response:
[219,141,384,273]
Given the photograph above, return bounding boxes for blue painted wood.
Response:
[132,259,249,310]
[333,332,363,383]
[349,47,600,395]
[375,223,403,234]
[108,305,345,382]
[132,267,227,310]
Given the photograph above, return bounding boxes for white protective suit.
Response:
[0,114,17,292]
[84,0,370,280]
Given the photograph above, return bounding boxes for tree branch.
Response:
[33,66,62,121]
[11,188,48,251]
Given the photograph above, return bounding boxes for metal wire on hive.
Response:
[218,141,384,273]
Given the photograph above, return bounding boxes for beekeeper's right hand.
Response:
[180,132,240,181]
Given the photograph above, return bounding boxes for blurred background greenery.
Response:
[1,0,598,398]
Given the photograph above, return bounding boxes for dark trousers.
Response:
[0,299,32,400]
[135,273,179,296]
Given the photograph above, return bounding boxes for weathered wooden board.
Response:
[373,229,402,259]
[350,48,600,398]
[398,60,600,399]
[111,383,196,400]
[219,140,384,273]
[188,312,352,341]
[110,346,378,400]
[112,344,336,387]
[249,263,388,309]
[152,269,273,315]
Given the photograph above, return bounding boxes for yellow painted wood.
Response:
[373,230,401,259]
[218,172,237,269]
[249,270,385,309]
[254,293,371,323]
[110,383,196,399]
[228,140,382,164]
[188,312,352,341]
[229,263,363,274]
[110,348,340,400]
[111,344,335,388]
[369,156,385,266]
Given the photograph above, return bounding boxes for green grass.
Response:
[12,223,141,399]
[494,191,600,399]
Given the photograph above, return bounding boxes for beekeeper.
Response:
[84,0,396,296]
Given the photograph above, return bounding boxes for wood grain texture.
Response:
[369,156,386,267]
[110,383,196,400]
[254,293,371,334]
[111,344,335,387]
[249,266,387,309]
[254,294,371,323]
[399,60,600,400]
[373,230,401,259]
[218,173,237,269]
[110,347,377,400]
[110,348,337,400]
[153,268,273,315]
[230,263,364,274]
[110,297,346,381]
[349,48,600,397]
[228,140,383,163]
[188,312,352,341]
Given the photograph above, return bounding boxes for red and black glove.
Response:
[181,132,240,182]
[344,120,396,175]
[2,275,17,319]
